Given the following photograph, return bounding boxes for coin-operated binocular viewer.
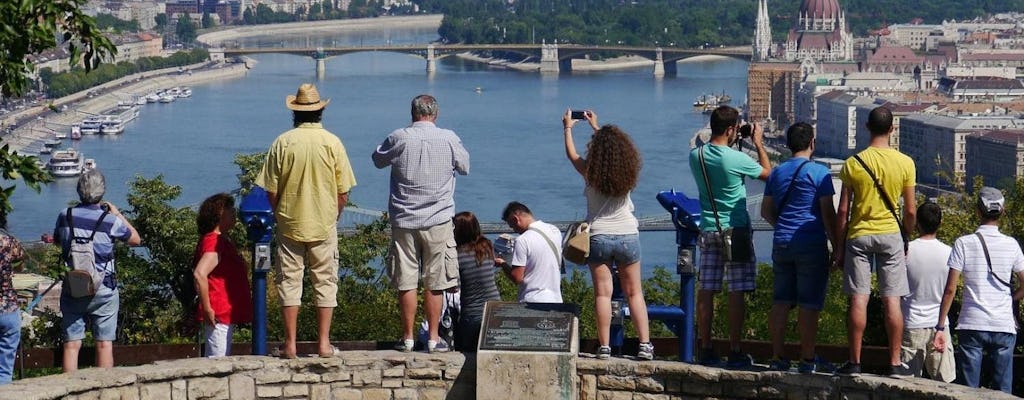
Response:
[239,187,275,356]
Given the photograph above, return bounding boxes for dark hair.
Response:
[866,106,893,136]
[786,122,814,153]
[197,193,234,235]
[454,211,494,266]
[916,202,942,235]
[586,124,642,197]
[709,106,740,137]
[411,94,438,120]
[501,201,531,222]
[292,109,323,127]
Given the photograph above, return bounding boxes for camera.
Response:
[570,110,588,120]
[494,234,515,259]
[738,123,754,139]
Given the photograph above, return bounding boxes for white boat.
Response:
[38,147,52,155]
[47,148,84,177]
[70,124,82,140]
[135,96,147,106]
[177,87,192,98]
[159,94,175,103]
[54,130,67,139]
[108,104,139,124]
[166,87,181,97]
[99,118,124,135]
[83,158,96,172]
[80,117,103,135]
[145,93,160,103]
[44,138,62,147]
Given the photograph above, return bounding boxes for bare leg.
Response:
[727,291,746,352]
[62,340,82,373]
[398,289,417,340]
[282,305,298,357]
[797,308,821,361]
[768,303,789,359]
[590,263,614,346]
[95,340,113,368]
[847,294,869,363]
[617,262,650,343]
[882,296,904,365]
[697,290,715,349]
[317,307,334,354]
[424,289,442,342]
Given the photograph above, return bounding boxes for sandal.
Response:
[319,345,342,358]
[271,346,297,359]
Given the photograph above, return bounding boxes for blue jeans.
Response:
[0,311,21,384]
[957,329,1016,393]
[771,244,829,311]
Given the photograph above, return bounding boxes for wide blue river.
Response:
[10,25,768,271]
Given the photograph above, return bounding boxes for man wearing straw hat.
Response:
[256,83,356,359]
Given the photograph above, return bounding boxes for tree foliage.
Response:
[94,13,141,33]
[44,49,209,98]
[176,14,198,44]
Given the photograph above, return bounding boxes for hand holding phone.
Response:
[570,110,587,120]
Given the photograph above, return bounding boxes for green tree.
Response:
[94,13,141,33]
[155,13,169,29]
[176,14,198,43]
[201,12,215,29]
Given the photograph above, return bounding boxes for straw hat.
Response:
[285,83,330,111]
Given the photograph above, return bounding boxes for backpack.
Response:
[64,207,109,298]
[439,292,459,348]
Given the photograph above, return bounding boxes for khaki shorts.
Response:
[387,221,458,292]
[276,229,339,307]
[843,233,909,297]
[902,327,956,383]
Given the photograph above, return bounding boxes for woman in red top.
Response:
[194,193,253,357]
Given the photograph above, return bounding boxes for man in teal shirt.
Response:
[688,106,771,367]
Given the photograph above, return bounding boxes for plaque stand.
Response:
[475,302,580,400]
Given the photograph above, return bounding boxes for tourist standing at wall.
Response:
[562,109,653,360]
[453,211,501,352]
[373,94,469,353]
[54,169,141,372]
[0,212,24,383]
[193,193,253,357]
[900,202,955,382]
[498,202,563,304]
[760,122,836,373]
[689,106,771,368]
[255,83,357,359]
[833,106,917,376]
[933,187,1024,393]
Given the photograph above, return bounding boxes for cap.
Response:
[978,186,1005,213]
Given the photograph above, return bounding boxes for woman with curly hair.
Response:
[563,109,653,360]
[193,193,252,357]
[453,211,502,352]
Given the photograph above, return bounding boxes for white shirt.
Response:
[585,187,638,235]
[510,220,563,303]
[902,238,952,329]
[947,225,1024,334]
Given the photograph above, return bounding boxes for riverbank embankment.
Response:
[197,15,445,47]
[3,61,248,153]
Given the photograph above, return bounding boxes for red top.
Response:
[195,232,253,324]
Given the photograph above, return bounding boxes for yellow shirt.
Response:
[839,146,915,239]
[255,123,357,242]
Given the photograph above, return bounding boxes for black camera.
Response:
[570,110,588,120]
[738,123,754,138]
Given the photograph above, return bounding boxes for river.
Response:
[9,25,769,272]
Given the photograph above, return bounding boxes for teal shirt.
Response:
[689,143,763,231]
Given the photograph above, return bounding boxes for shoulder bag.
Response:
[698,145,752,262]
[563,194,611,266]
[852,154,908,253]
[530,226,566,274]
[776,159,812,213]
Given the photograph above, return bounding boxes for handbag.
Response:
[562,221,590,265]
[698,145,753,262]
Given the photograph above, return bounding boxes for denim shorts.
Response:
[772,244,829,310]
[586,233,641,266]
[60,289,119,342]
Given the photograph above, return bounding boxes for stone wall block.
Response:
[597,375,637,391]
[187,377,229,400]
[98,388,121,400]
[309,384,330,400]
[406,368,441,379]
[331,388,363,400]
[171,379,187,400]
[353,369,383,386]
[363,388,394,400]
[636,376,664,392]
[580,374,598,400]
[722,383,759,398]
[838,391,872,400]
[383,379,403,388]
[229,375,256,400]
[118,386,141,400]
[281,383,309,397]
[322,371,352,383]
[632,393,670,400]
[253,371,292,384]
[663,378,681,393]
[597,391,633,400]
[677,379,720,396]
[393,388,417,400]
[383,367,406,378]
[254,385,282,398]
[419,388,448,400]
[292,372,322,383]
[757,384,786,399]
[140,382,172,400]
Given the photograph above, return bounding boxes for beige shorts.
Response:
[387,221,458,292]
[901,327,956,383]
[276,229,339,307]
[843,233,909,297]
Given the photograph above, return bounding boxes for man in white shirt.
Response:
[933,187,1024,393]
[900,202,954,382]
[498,202,563,303]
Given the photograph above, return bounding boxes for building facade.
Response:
[966,129,1024,187]
[747,62,801,127]
[814,91,873,159]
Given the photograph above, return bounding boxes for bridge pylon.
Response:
[313,47,327,78]
[426,44,436,73]
[653,48,665,77]
[540,43,559,73]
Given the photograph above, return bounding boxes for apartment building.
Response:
[966,129,1024,187]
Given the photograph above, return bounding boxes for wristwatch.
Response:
[934,325,945,331]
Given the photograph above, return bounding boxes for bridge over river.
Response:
[216,43,752,77]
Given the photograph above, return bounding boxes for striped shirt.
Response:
[947,225,1024,334]
[457,249,501,323]
[53,204,133,293]
[372,121,470,229]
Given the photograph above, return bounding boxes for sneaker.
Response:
[725,352,754,369]
[888,362,912,378]
[698,348,722,367]
[798,356,835,374]
[768,357,791,372]
[394,338,414,352]
[835,361,861,375]
[597,345,611,360]
[427,340,450,353]
[637,342,654,361]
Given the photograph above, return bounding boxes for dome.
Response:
[799,0,841,20]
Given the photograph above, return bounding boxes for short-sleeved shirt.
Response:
[510,221,563,303]
[585,187,638,235]
[947,225,1024,334]
[763,157,834,247]
[372,121,470,229]
[194,231,253,324]
[255,122,357,242]
[0,230,24,314]
[689,143,763,231]
[902,238,952,329]
[838,147,915,240]
[53,204,134,294]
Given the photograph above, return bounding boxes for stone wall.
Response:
[0,351,1014,400]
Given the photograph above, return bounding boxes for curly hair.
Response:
[197,193,234,235]
[585,124,642,197]
[454,211,493,266]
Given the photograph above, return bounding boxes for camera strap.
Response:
[698,145,724,235]
[852,154,907,251]
[776,159,812,213]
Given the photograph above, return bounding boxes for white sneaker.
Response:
[394,338,414,352]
